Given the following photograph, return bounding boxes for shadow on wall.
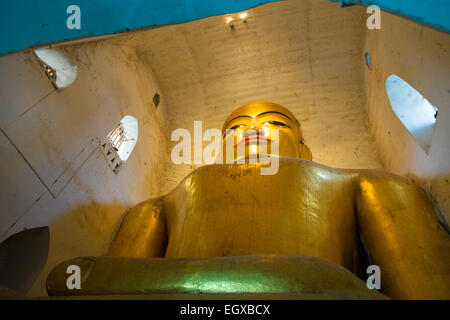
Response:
[0,227,49,295]
[28,202,129,297]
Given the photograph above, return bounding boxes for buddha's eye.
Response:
[230,124,244,130]
[263,121,290,128]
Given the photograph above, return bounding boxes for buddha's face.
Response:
[222,102,311,161]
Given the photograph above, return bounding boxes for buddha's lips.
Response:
[235,135,271,147]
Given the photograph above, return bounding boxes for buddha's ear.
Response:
[299,142,312,160]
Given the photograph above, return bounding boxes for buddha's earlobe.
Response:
[299,142,312,160]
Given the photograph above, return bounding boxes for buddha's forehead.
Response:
[223,102,299,129]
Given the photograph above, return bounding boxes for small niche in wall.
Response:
[100,115,138,174]
[153,92,160,108]
[34,47,78,89]
[386,74,438,153]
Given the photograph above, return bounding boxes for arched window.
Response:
[101,116,138,173]
[386,75,438,153]
[34,48,77,89]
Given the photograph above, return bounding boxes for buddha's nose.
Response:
[249,118,262,129]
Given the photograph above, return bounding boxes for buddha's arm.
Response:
[356,172,450,299]
[108,198,167,258]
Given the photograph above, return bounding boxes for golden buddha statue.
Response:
[47,102,450,299]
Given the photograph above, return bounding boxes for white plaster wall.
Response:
[0,39,170,296]
[123,0,382,192]
[363,12,450,223]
